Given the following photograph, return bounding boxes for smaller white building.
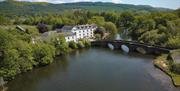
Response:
[57,24,97,42]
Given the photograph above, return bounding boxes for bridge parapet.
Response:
[91,40,173,55]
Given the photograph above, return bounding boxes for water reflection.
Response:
[8,55,69,91]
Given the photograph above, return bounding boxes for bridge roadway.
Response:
[91,40,176,55]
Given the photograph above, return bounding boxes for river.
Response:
[7,48,180,91]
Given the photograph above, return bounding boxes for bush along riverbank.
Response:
[0,29,91,82]
[154,53,180,87]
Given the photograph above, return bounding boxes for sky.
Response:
[1,0,180,9]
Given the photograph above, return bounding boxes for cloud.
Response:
[112,0,121,3]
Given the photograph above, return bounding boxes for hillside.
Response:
[0,1,172,16]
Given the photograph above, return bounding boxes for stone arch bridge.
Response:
[91,40,175,55]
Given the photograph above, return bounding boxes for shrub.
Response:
[32,43,55,66]
[79,39,91,47]
[84,40,91,47]
[170,63,180,74]
[77,41,85,48]
[69,41,78,49]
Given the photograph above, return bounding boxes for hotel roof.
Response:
[60,26,74,32]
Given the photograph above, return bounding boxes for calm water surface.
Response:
[8,48,180,91]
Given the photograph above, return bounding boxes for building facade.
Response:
[40,24,97,43]
[59,24,97,42]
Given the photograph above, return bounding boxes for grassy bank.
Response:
[154,54,180,87]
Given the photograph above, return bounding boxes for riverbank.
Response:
[153,54,180,87]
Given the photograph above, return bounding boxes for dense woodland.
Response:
[0,0,180,80]
[1,8,179,47]
[0,27,91,80]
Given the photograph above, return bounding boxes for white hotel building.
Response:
[56,24,97,42]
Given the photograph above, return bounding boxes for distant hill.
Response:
[0,1,172,16]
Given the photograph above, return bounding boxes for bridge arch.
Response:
[121,45,129,53]
[107,43,114,50]
[136,47,146,54]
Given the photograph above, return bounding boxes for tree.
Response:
[104,22,117,34]
[88,16,105,26]
[94,34,101,40]
[101,12,118,23]
[51,34,69,55]
[0,29,14,50]
[32,43,55,66]
[0,29,20,79]
[166,36,180,48]
[94,27,105,38]
[37,23,49,33]
[143,19,156,30]
[0,16,11,25]
[138,30,167,45]
[14,40,35,72]
[0,28,56,79]
[158,24,167,33]
[166,21,177,36]
[25,26,40,37]
[0,49,20,79]
[62,17,76,25]
[118,11,135,28]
